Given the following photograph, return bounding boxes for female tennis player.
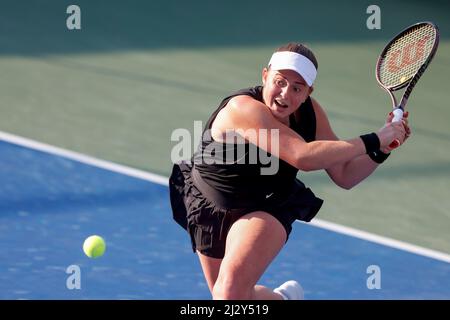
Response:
[169,43,410,300]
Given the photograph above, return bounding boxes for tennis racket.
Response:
[375,21,439,148]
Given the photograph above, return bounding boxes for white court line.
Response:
[0,131,168,186]
[306,219,450,263]
[1,130,449,264]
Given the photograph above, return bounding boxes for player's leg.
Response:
[212,211,286,300]
[197,251,222,294]
[198,252,286,299]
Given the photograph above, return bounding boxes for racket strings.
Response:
[379,24,436,88]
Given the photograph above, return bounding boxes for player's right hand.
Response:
[377,120,407,150]
[380,111,411,152]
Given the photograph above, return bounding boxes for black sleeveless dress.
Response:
[169,86,323,258]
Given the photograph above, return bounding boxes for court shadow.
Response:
[0,0,448,56]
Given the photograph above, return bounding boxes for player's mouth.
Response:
[274,99,289,109]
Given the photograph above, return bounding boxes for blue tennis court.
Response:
[1,134,449,299]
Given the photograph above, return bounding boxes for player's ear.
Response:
[308,85,314,95]
[262,67,269,85]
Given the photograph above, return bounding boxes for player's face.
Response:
[262,68,312,123]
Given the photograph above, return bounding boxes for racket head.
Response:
[376,22,439,91]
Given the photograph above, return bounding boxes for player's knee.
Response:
[212,275,252,300]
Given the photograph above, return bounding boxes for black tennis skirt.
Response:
[169,161,323,259]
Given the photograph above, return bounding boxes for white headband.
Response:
[268,51,317,86]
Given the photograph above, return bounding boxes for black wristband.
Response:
[360,133,381,154]
[369,149,390,164]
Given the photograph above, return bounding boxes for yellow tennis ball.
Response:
[400,76,407,83]
[83,235,106,258]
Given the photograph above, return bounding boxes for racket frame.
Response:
[375,21,440,147]
[376,21,439,110]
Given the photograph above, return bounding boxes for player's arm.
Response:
[215,95,381,172]
[313,98,402,189]
[312,99,378,189]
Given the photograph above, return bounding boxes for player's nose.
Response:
[279,86,289,99]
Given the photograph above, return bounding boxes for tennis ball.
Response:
[400,76,407,83]
[83,235,106,258]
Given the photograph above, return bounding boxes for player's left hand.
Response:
[381,111,411,153]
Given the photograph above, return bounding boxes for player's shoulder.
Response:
[228,94,263,110]
[310,96,330,122]
[212,94,271,133]
[310,96,325,114]
[225,95,269,120]
[309,96,338,139]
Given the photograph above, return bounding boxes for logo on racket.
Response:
[387,35,430,73]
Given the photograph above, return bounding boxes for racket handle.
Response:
[391,108,404,122]
[389,108,404,149]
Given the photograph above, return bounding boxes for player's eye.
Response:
[275,78,287,88]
